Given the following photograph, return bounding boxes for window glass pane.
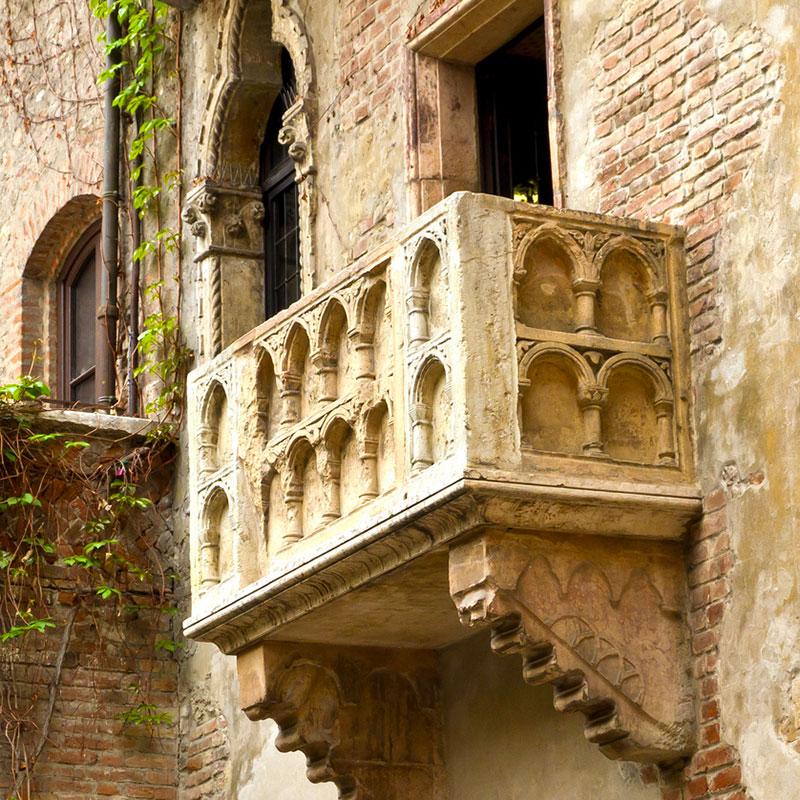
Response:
[73,373,95,405]
[72,255,96,380]
[261,48,301,319]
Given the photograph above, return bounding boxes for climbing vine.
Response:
[0,378,178,798]
[0,0,188,796]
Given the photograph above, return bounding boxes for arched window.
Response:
[261,49,301,319]
[58,223,100,403]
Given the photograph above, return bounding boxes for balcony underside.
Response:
[184,466,699,653]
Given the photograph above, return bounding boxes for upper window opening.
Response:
[261,48,301,319]
[476,19,553,206]
[58,224,100,404]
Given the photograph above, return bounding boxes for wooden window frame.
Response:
[406,0,566,211]
[57,221,101,403]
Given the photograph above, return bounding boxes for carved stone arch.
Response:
[594,236,668,343]
[597,353,673,403]
[518,342,595,389]
[200,484,234,590]
[315,296,353,402]
[280,321,312,423]
[598,354,676,465]
[514,223,591,285]
[408,237,448,346]
[518,343,597,457]
[411,355,452,470]
[513,224,591,333]
[20,194,102,388]
[200,0,315,185]
[199,379,233,474]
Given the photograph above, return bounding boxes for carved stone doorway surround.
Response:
[183,0,316,357]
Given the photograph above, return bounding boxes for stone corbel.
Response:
[237,642,446,800]
[448,529,695,766]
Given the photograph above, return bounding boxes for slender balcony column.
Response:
[573,279,600,333]
[410,401,433,470]
[319,453,342,524]
[655,398,677,465]
[200,541,220,590]
[578,385,608,457]
[358,436,380,503]
[648,289,670,344]
[198,423,218,476]
[349,329,375,383]
[407,288,430,346]
[283,475,304,545]
[280,373,302,427]
[312,349,338,403]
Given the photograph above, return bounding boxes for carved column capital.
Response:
[183,180,265,262]
[448,530,695,765]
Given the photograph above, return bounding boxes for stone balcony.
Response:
[184,192,700,769]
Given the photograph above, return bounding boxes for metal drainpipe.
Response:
[96,2,122,407]
[127,108,142,417]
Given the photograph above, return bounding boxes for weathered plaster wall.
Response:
[440,633,660,800]
[560,1,800,797]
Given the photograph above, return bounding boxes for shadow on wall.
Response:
[440,631,661,800]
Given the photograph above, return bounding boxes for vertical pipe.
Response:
[97,2,121,407]
[127,109,143,416]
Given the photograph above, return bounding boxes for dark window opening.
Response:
[476,19,553,205]
[58,223,100,404]
[261,48,301,319]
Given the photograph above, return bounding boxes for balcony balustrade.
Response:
[184,192,700,765]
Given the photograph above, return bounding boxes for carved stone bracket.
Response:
[237,642,446,800]
[448,529,695,765]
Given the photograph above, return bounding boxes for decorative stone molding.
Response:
[237,642,446,800]
[449,529,695,764]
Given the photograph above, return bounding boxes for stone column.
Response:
[280,373,302,427]
[358,436,379,503]
[319,452,342,524]
[312,349,337,403]
[655,398,676,465]
[578,385,608,457]
[407,288,430,346]
[410,401,433,470]
[648,289,670,344]
[283,474,304,545]
[573,278,600,333]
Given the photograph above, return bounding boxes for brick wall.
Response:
[335,0,404,130]
[593,0,781,361]
[0,598,178,800]
[592,1,784,797]
[180,715,230,799]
